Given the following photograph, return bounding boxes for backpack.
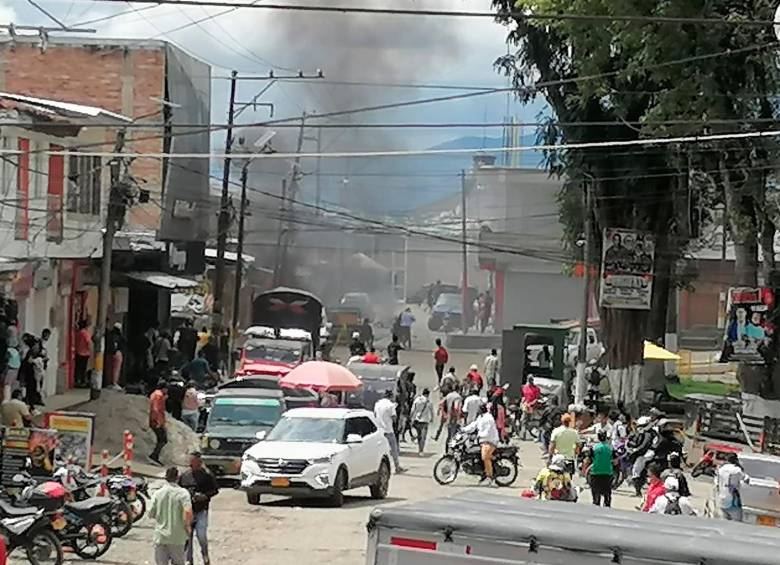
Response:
[663,495,682,515]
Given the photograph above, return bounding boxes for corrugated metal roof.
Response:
[0,92,132,124]
[125,271,199,290]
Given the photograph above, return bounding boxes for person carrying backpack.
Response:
[649,476,697,516]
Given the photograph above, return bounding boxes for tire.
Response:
[25,529,64,565]
[433,455,460,485]
[110,500,133,538]
[328,468,347,508]
[369,460,390,500]
[494,457,519,487]
[129,494,147,523]
[246,492,262,505]
[73,520,113,559]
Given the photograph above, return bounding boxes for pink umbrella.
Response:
[280,361,363,392]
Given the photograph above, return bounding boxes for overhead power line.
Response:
[57,1,780,27]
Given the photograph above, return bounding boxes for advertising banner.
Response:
[720,287,775,364]
[599,228,655,310]
[0,427,57,486]
[45,412,95,469]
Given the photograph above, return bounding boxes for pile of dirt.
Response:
[75,390,199,467]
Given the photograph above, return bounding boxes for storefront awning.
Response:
[125,271,199,290]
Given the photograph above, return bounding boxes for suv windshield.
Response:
[209,398,283,428]
[435,293,460,307]
[265,417,345,444]
[244,340,302,363]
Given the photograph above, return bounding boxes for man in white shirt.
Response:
[462,404,500,486]
[462,388,482,425]
[409,388,435,455]
[374,390,405,473]
[483,349,500,385]
[716,453,747,521]
[443,389,463,448]
[649,477,697,516]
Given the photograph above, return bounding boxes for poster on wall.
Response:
[45,412,95,469]
[720,287,775,364]
[599,228,655,310]
[0,427,57,486]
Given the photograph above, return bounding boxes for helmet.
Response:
[469,364,478,371]
[636,416,652,427]
[351,332,360,339]
[663,476,679,492]
[549,454,566,471]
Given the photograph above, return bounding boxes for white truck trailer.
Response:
[365,491,780,565]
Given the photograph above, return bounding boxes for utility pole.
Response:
[314,125,322,212]
[574,178,592,406]
[275,112,307,286]
[461,169,469,334]
[213,70,238,336]
[231,164,249,339]
[92,129,126,400]
[273,178,288,286]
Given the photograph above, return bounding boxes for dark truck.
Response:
[252,287,324,353]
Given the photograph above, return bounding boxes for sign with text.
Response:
[1,427,57,486]
[599,228,655,310]
[720,287,775,365]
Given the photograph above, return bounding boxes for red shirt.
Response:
[434,346,449,365]
[522,383,541,405]
[75,328,92,358]
[642,478,666,512]
[362,352,380,364]
[149,390,166,428]
[467,370,483,389]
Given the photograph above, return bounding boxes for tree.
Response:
[492,0,780,409]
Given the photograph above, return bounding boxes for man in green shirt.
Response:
[589,430,614,507]
[149,467,192,565]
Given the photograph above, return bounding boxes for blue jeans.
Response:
[385,432,402,471]
[186,510,209,563]
[182,412,199,431]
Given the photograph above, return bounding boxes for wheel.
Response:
[328,468,347,507]
[110,500,133,538]
[129,493,147,523]
[433,455,460,485]
[494,457,519,487]
[73,520,113,559]
[25,529,64,565]
[369,460,390,499]
[246,492,262,505]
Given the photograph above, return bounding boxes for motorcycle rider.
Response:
[649,476,696,515]
[534,454,575,501]
[549,413,580,475]
[349,332,366,357]
[629,415,660,496]
[609,410,629,450]
[462,403,500,487]
[641,463,666,512]
[661,452,691,498]
[539,395,565,453]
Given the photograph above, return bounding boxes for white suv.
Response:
[240,408,392,507]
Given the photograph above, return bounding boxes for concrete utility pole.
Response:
[314,125,322,213]
[273,178,288,287]
[213,70,238,336]
[461,169,469,334]
[231,164,249,338]
[92,129,126,400]
[574,178,592,406]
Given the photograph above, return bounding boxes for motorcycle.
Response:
[509,397,547,441]
[433,431,519,487]
[0,502,64,565]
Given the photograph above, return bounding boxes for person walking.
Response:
[359,318,374,350]
[443,387,463,448]
[716,452,747,521]
[106,323,125,391]
[179,452,219,565]
[149,380,168,465]
[462,404,499,486]
[483,348,500,386]
[374,389,406,473]
[176,320,198,364]
[181,381,200,431]
[433,339,448,382]
[399,308,415,349]
[409,388,434,455]
[588,430,614,507]
[3,327,20,401]
[154,331,173,378]
[641,463,666,512]
[74,320,92,388]
[149,467,192,565]
[387,334,403,365]
[462,387,482,426]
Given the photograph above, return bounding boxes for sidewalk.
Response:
[43,388,91,412]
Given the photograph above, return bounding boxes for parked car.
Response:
[240,408,391,506]
[201,389,286,478]
[427,292,466,331]
[280,386,320,410]
[340,292,375,322]
[345,362,408,410]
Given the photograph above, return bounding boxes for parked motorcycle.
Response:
[433,431,519,487]
[0,501,64,565]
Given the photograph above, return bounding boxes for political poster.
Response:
[599,228,655,310]
[45,411,95,469]
[720,287,775,365]
[0,427,57,486]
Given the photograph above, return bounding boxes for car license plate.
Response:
[271,478,290,488]
[757,515,777,527]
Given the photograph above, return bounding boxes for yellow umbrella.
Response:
[644,341,680,361]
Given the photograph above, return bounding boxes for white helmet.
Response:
[636,416,652,427]
[352,332,360,339]
[663,476,679,492]
[549,454,566,471]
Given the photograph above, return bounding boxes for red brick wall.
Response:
[0,43,166,232]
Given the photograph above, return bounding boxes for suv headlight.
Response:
[200,435,209,449]
[309,455,333,465]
